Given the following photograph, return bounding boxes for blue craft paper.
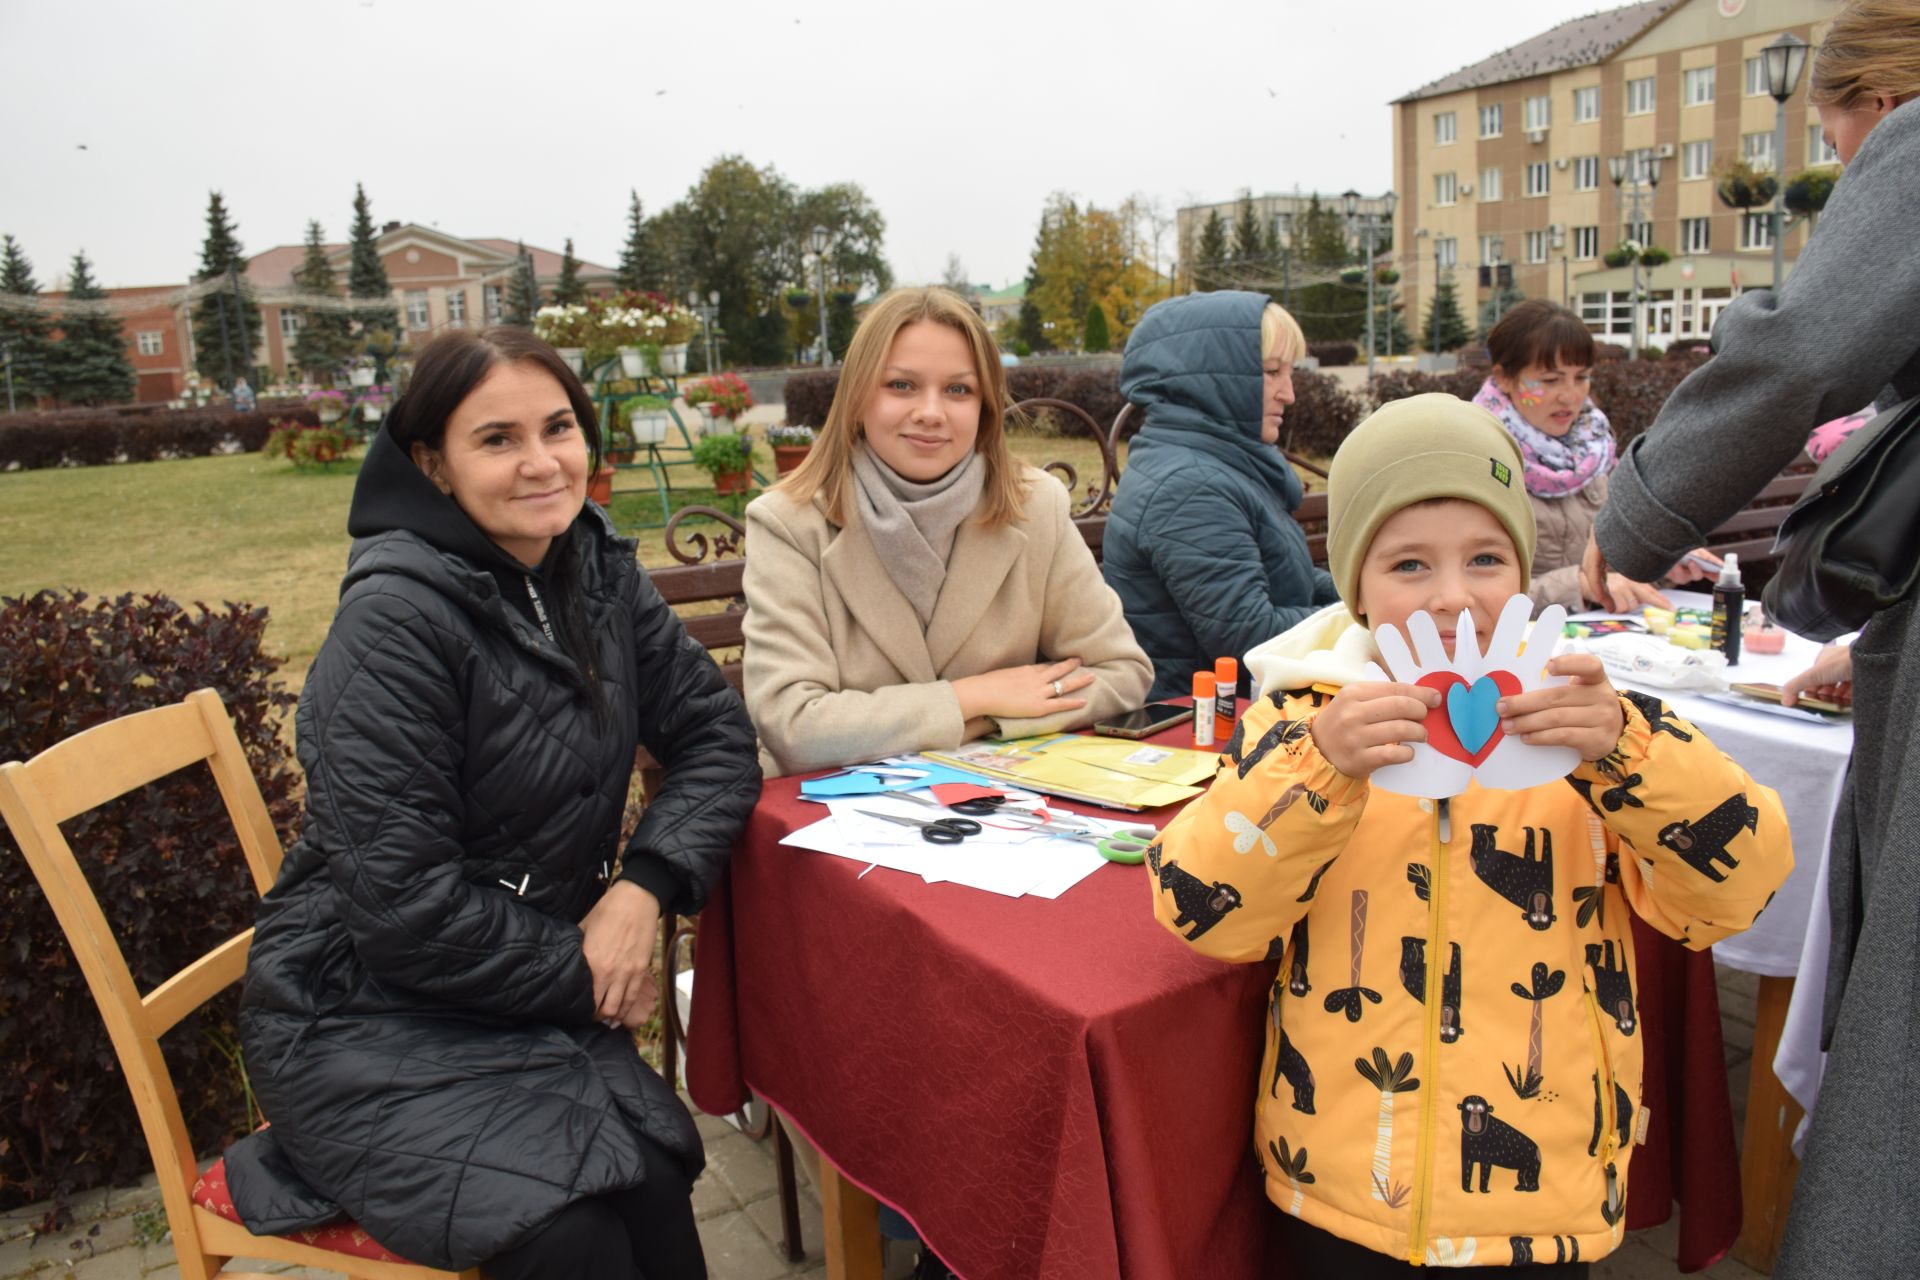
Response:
[1447,677,1503,755]
[799,762,993,798]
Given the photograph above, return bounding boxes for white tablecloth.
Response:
[1578,593,1853,976]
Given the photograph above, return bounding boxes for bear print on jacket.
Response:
[1154,859,1242,939]
[1470,824,1556,930]
[1657,793,1760,883]
[1586,940,1637,1035]
[1399,937,1463,1043]
[1459,1094,1542,1193]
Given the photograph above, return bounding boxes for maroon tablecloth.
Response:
[686,724,1741,1277]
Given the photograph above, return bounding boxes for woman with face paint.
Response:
[1472,301,1713,614]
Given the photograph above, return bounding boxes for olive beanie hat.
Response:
[1326,393,1537,616]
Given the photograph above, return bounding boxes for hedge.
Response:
[0,404,321,471]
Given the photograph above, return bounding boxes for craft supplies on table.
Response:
[916,734,1217,810]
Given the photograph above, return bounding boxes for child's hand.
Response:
[1496,654,1626,762]
[1311,682,1441,780]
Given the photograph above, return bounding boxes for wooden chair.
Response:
[0,688,478,1280]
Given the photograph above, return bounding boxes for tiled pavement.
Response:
[1,967,1778,1279]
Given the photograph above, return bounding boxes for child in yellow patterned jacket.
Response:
[1147,394,1792,1275]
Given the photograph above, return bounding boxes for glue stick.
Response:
[1213,657,1238,738]
[1192,672,1217,748]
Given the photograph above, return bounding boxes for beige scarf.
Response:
[849,443,986,626]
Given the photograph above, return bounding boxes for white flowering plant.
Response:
[533,304,595,348]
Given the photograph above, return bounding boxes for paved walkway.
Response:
[1,967,1779,1279]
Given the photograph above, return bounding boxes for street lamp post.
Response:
[808,225,833,368]
[1763,33,1811,295]
[690,291,719,374]
[1343,189,1398,383]
[1608,152,1663,359]
[2,344,13,413]
[1551,223,1568,307]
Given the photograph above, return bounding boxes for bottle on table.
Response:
[1710,553,1745,664]
[1191,672,1216,748]
[1213,657,1237,740]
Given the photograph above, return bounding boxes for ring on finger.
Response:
[1051,679,1063,697]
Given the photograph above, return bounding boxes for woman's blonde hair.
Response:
[777,286,1027,527]
[1260,302,1307,364]
[1810,0,1920,107]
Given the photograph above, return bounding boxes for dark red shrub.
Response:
[0,591,302,1210]
[1307,342,1358,368]
[0,408,314,471]
[1280,368,1368,460]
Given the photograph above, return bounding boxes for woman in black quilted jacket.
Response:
[229,327,760,1278]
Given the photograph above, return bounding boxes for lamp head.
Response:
[1763,32,1810,103]
[1342,189,1361,218]
[808,225,832,255]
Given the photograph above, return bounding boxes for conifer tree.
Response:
[0,234,56,404]
[553,238,587,304]
[616,191,661,293]
[1233,194,1264,265]
[1196,211,1228,291]
[1083,301,1111,353]
[190,192,261,387]
[503,243,537,325]
[290,220,355,381]
[1423,276,1472,352]
[346,183,400,340]
[48,251,135,405]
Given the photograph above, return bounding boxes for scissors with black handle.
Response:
[894,790,1010,818]
[857,810,983,845]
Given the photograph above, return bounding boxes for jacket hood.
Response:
[1120,290,1304,509]
[1244,602,1378,697]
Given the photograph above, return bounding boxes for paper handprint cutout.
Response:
[1364,595,1582,799]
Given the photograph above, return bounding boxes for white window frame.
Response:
[405,289,430,330]
[1683,66,1716,106]
[446,289,467,326]
[1745,56,1767,97]
[1525,161,1550,197]
[1480,234,1505,265]
[1682,139,1713,180]
[136,330,164,356]
[1435,111,1457,146]
[1572,155,1599,191]
[1525,230,1551,264]
[1436,237,1459,268]
[1435,172,1457,205]
[1741,212,1775,250]
[1809,123,1840,166]
[483,284,504,323]
[1572,86,1600,123]
[1524,95,1551,132]
[1743,131,1775,172]
[1628,219,1654,246]
[279,311,301,340]
[1626,76,1656,116]
[1479,166,1503,202]
[1480,103,1503,138]
[1573,226,1600,260]
[1681,217,1712,254]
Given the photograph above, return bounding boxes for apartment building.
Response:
[1393,0,1840,350]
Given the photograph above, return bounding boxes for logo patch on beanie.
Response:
[1490,458,1513,487]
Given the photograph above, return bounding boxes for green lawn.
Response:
[1,433,1119,687]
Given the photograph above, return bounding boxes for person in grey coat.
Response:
[1103,291,1337,700]
[1586,8,1920,1272]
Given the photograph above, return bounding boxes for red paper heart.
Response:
[1417,670,1522,768]
[930,783,1002,806]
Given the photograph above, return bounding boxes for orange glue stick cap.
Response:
[1192,672,1216,701]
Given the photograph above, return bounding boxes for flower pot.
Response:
[712,467,752,496]
[349,367,376,388]
[774,444,811,476]
[557,347,587,375]
[609,449,635,466]
[362,402,383,422]
[315,405,344,424]
[619,346,650,378]
[707,412,734,437]
[631,412,671,444]
[587,464,616,506]
[658,344,689,376]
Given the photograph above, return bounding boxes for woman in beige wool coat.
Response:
[742,286,1151,778]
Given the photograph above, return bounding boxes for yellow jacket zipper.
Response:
[1585,990,1620,1164]
[1407,797,1451,1264]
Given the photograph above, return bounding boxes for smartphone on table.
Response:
[1093,702,1195,739]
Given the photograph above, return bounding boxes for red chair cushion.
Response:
[192,1156,415,1265]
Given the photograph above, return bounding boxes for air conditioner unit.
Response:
[1554,156,1570,170]
[1655,143,1676,158]
[1527,129,1548,144]
[1459,183,1474,195]
[1549,223,1566,235]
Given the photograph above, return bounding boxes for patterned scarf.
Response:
[1473,378,1617,499]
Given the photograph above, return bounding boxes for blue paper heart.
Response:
[1447,677,1504,756]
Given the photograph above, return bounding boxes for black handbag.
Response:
[1764,394,1920,641]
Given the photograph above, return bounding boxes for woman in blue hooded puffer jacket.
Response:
[1103,291,1337,700]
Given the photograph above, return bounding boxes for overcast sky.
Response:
[6,0,1617,293]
